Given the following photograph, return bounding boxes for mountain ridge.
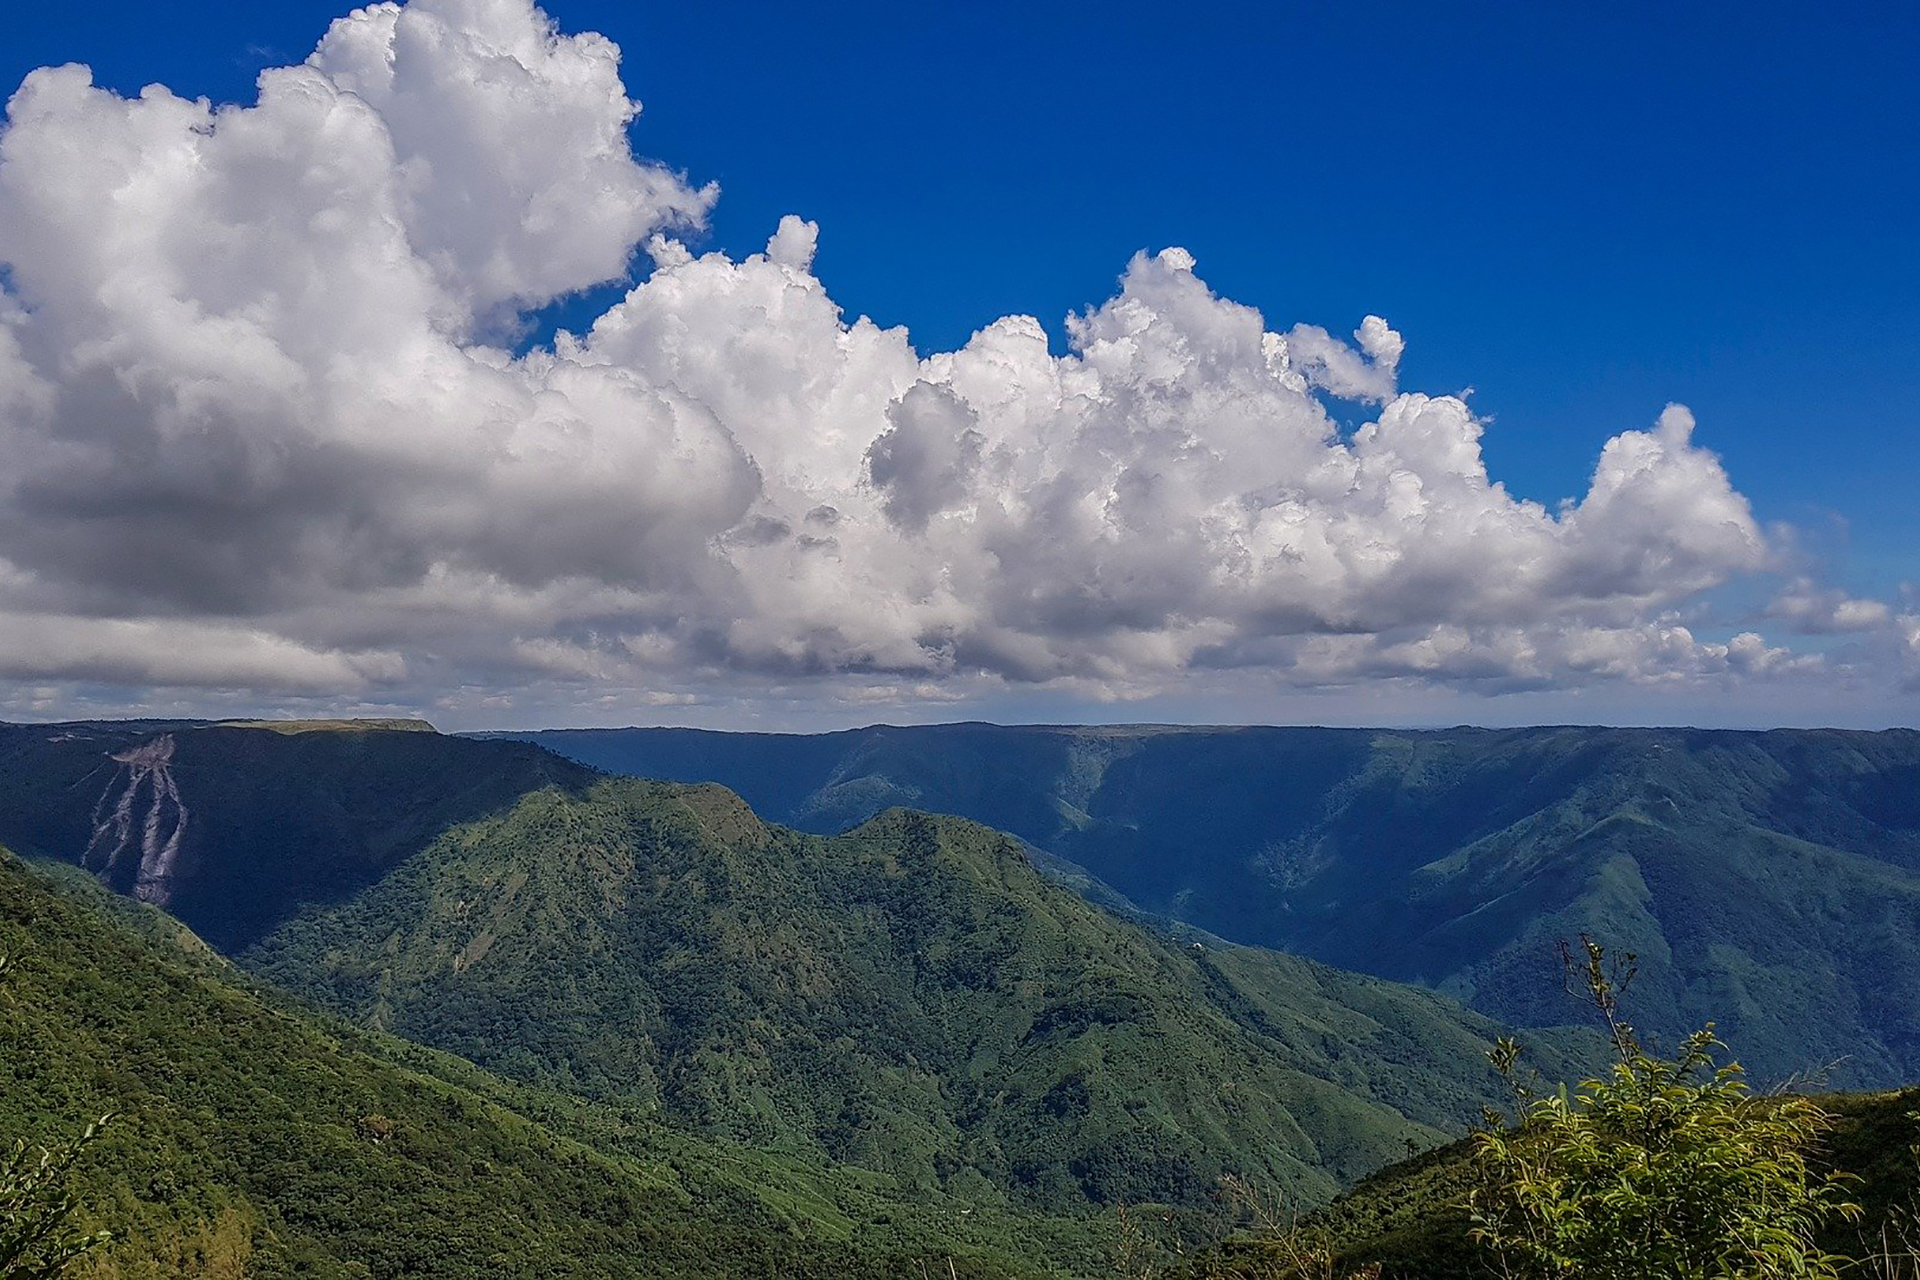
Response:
[486,722,1920,1087]
[238,774,1578,1211]
[3,847,1074,1277]
[0,719,1583,1233]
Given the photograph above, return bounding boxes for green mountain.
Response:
[492,723,1920,1088]
[241,778,1564,1213]
[0,719,1579,1235]
[0,848,1062,1278]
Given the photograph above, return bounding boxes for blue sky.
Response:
[0,0,1916,728]
[13,0,1914,580]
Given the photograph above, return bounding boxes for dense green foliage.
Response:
[1175,1086,1920,1277]
[1167,947,1919,1278]
[0,851,1077,1277]
[500,723,1920,1086]
[241,780,1573,1214]
[0,949,110,1280]
[1469,942,1859,1278]
[1473,1032,1856,1278]
[0,722,1601,1275]
[1174,1094,1920,1279]
[0,1089,110,1276]
[21,718,1897,1277]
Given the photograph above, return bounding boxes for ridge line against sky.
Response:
[0,0,1915,732]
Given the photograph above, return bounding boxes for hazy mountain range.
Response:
[495,723,1920,1088]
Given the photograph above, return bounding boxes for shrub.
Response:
[1470,938,1860,1279]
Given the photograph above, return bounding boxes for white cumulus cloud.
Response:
[1767,578,1895,634]
[0,0,1900,724]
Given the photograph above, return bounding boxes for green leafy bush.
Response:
[1470,940,1861,1279]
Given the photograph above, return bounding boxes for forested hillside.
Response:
[0,850,1065,1278]
[241,778,1571,1212]
[496,723,1920,1087]
[0,719,1594,1276]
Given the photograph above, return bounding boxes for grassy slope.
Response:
[498,724,1920,1087]
[1,852,1086,1279]
[239,777,1582,1217]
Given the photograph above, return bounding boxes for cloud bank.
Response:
[0,0,1903,724]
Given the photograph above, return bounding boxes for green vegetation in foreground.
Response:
[0,851,1091,1277]
[1,1103,111,1276]
[504,723,1920,1088]
[241,777,1590,1217]
[1467,940,1861,1279]
[1172,943,1920,1279]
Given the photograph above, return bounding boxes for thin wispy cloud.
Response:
[0,0,1910,725]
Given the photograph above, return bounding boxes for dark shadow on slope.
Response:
[0,722,597,951]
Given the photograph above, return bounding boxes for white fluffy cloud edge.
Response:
[0,0,1913,730]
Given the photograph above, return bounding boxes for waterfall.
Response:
[83,734,190,906]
